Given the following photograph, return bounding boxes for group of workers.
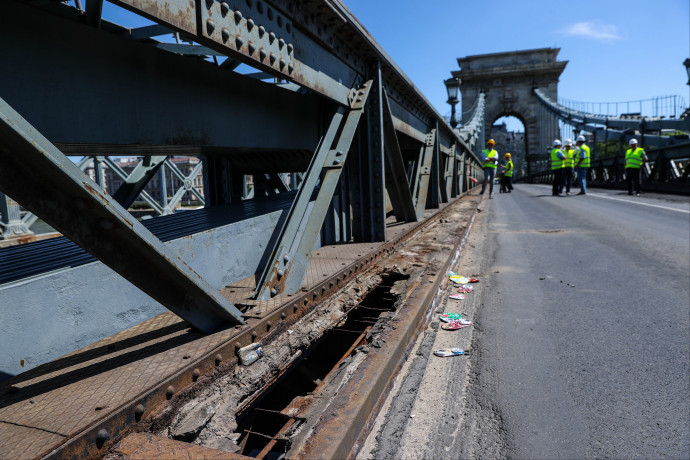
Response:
[480,136,647,198]
[479,138,513,198]
[550,137,647,196]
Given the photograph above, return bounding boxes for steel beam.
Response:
[351,63,387,242]
[0,192,33,240]
[0,96,243,332]
[257,81,373,300]
[414,129,436,219]
[108,155,168,210]
[382,92,417,222]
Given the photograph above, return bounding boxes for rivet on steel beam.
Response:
[281,312,286,320]
[215,354,222,366]
[247,18,254,30]
[271,288,277,296]
[333,159,341,165]
[287,43,293,53]
[258,25,266,37]
[206,0,213,8]
[278,38,285,49]
[235,342,242,351]
[99,218,114,230]
[288,64,294,74]
[266,321,272,331]
[192,368,200,381]
[206,19,215,34]
[277,269,284,278]
[221,2,230,15]
[248,42,256,54]
[251,331,258,340]
[166,385,174,400]
[283,255,290,263]
[294,305,299,313]
[235,36,244,48]
[221,28,230,42]
[234,10,243,22]
[269,31,276,43]
[134,404,145,422]
[259,49,267,61]
[279,58,286,69]
[96,429,109,448]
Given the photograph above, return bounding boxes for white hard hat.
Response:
[629,139,638,145]
[565,139,573,146]
[576,135,586,142]
[553,139,561,147]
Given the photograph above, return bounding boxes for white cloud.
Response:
[565,21,622,41]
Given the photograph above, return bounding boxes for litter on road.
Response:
[441,318,473,330]
[434,348,469,357]
[439,312,463,322]
[456,285,474,293]
[449,293,465,300]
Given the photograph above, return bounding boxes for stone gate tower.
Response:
[452,48,567,175]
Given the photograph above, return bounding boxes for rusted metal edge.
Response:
[292,197,478,460]
[41,190,476,460]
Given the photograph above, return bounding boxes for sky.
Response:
[95,0,689,131]
[341,0,690,130]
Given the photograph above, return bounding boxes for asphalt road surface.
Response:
[359,184,689,460]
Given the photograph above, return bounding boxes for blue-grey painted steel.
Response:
[0,96,244,332]
[0,193,33,240]
[414,129,437,219]
[257,81,373,299]
[0,204,286,379]
[107,155,167,212]
[382,92,417,223]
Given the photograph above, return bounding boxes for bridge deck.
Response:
[0,208,441,460]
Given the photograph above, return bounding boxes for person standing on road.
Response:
[500,153,514,193]
[562,139,575,195]
[625,138,647,196]
[574,135,590,195]
[551,139,565,196]
[481,138,498,198]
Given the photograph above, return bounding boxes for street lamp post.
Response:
[444,77,460,128]
[684,58,690,103]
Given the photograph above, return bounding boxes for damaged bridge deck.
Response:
[0,193,480,460]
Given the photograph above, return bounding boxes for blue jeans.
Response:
[577,167,587,193]
[481,168,495,195]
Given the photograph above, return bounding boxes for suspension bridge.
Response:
[0,1,688,459]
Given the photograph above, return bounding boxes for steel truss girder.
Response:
[0,97,243,332]
[256,81,374,300]
[350,63,387,242]
[413,128,437,219]
[109,155,168,210]
[382,92,417,222]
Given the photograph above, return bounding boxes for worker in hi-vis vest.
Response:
[574,135,590,195]
[481,138,498,198]
[551,139,566,196]
[625,138,647,196]
[562,139,575,195]
[500,152,514,193]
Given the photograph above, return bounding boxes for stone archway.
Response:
[452,48,567,175]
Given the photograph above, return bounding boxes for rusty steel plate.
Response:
[0,195,461,460]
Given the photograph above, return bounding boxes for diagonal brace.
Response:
[256,81,374,300]
[0,96,243,332]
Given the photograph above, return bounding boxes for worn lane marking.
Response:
[585,192,690,214]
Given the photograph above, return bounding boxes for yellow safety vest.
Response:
[483,149,497,169]
[551,148,564,170]
[576,144,590,168]
[625,147,646,169]
[504,160,513,177]
[563,148,575,168]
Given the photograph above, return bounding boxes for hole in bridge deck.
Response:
[234,271,408,458]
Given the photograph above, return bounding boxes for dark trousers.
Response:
[552,169,563,195]
[563,167,573,193]
[501,176,513,192]
[481,168,495,195]
[626,167,642,194]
